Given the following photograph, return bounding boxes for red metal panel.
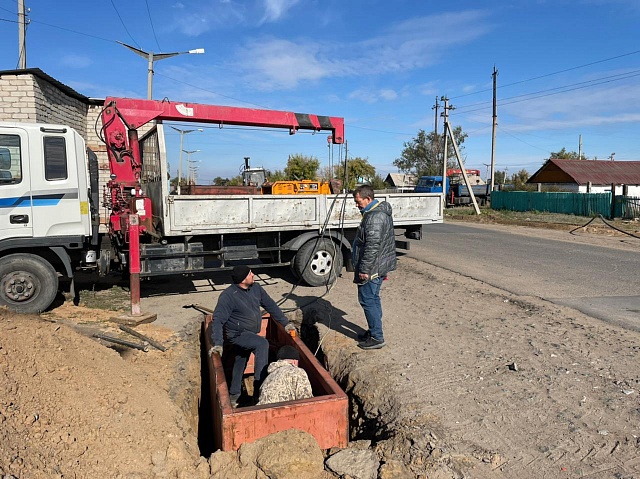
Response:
[205,315,349,451]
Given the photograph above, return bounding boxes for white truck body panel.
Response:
[163,192,442,235]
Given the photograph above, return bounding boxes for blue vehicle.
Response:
[415,175,490,206]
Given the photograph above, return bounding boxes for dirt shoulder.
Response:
[318,256,640,478]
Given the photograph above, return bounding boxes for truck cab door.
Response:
[28,128,88,239]
[0,128,33,241]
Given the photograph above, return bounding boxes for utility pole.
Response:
[578,134,583,160]
[17,0,28,69]
[490,66,498,193]
[442,97,480,215]
[483,163,490,182]
[432,97,440,165]
[440,96,452,183]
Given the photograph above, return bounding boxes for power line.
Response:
[155,72,270,109]
[25,17,115,42]
[347,124,414,136]
[145,0,161,52]
[109,0,140,49]
[453,69,640,115]
[498,126,554,154]
[498,71,640,108]
[451,49,640,100]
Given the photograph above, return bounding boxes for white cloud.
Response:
[61,55,92,69]
[171,1,246,36]
[234,10,491,90]
[260,0,300,24]
[501,73,640,131]
[347,88,398,103]
[379,89,398,101]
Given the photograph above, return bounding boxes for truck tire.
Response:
[293,238,343,287]
[0,254,59,314]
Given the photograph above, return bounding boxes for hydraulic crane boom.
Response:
[101,96,344,186]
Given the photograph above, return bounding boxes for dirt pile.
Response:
[0,310,207,478]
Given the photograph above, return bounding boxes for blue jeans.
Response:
[357,277,384,341]
[226,331,269,397]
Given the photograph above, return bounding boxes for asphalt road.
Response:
[406,221,640,332]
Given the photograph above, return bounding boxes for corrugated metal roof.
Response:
[385,173,417,187]
[528,159,640,185]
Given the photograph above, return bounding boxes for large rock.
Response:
[379,459,414,479]
[241,429,325,479]
[325,448,379,479]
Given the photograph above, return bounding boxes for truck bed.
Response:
[164,192,443,235]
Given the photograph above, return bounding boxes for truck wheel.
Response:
[0,254,59,314]
[293,238,343,287]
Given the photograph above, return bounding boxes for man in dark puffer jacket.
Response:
[351,185,397,350]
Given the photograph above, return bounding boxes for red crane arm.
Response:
[102,97,344,144]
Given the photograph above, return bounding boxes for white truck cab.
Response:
[0,123,95,312]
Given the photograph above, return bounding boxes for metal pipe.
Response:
[93,333,149,352]
[119,325,167,352]
[129,214,141,316]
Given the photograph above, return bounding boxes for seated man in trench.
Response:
[257,345,313,405]
[209,265,296,407]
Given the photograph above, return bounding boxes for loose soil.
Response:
[1,218,639,478]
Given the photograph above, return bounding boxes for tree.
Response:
[494,170,507,185]
[284,154,320,180]
[318,166,334,181]
[268,169,286,182]
[510,169,531,190]
[227,175,243,186]
[212,176,228,186]
[368,174,388,190]
[393,127,468,176]
[334,157,377,190]
[550,148,586,160]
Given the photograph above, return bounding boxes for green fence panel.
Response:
[491,191,612,217]
[619,196,640,219]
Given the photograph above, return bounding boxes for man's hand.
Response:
[209,345,223,357]
[284,323,297,334]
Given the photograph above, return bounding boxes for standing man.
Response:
[352,185,397,350]
[209,265,296,407]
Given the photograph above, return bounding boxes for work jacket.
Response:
[210,283,288,346]
[352,200,397,282]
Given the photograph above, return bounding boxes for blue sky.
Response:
[1,0,639,183]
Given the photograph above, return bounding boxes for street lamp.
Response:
[184,149,200,185]
[170,127,202,194]
[118,41,205,99]
[189,165,201,185]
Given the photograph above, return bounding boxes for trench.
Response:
[172,315,384,459]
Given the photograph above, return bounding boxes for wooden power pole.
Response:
[18,0,27,68]
[490,66,498,194]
